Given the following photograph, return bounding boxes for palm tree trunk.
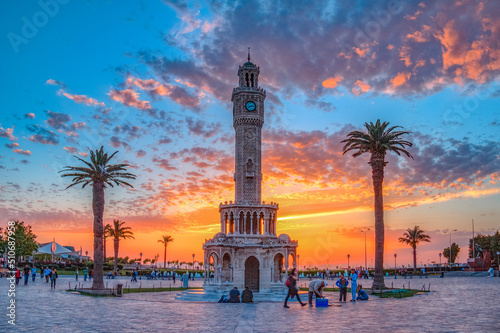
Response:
[103,236,107,264]
[371,153,386,290]
[92,181,105,290]
[413,246,417,274]
[114,238,119,273]
[164,244,167,269]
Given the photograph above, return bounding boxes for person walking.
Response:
[75,268,79,280]
[350,268,358,302]
[172,271,176,284]
[15,268,21,285]
[31,266,37,282]
[284,268,306,308]
[50,268,58,289]
[336,273,349,302]
[23,265,30,285]
[83,267,88,281]
[44,267,51,283]
[308,279,327,307]
[131,269,138,282]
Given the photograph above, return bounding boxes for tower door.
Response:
[245,256,260,292]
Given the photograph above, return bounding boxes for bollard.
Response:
[116,284,123,297]
[428,283,431,291]
[69,282,71,290]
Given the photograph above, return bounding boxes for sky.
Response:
[1,0,499,269]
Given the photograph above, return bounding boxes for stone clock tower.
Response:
[201,52,298,295]
[232,52,266,205]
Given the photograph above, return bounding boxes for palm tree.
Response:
[158,235,174,269]
[60,146,136,290]
[342,120,413,289]
[398,226,431,273]
[106,220,135,273]
[104,223,112,264]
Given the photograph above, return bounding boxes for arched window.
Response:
[246,212,251,234]
[239,211,244,234]
[252,212,258,234]
[229,212,234,234]
[245,73,249,87]
[251,73,254,87]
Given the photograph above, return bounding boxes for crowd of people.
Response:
[12,265,79,289]
[283,268,369,308]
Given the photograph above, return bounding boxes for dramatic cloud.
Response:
[127,77,201,111]
[26,124,59,145]
[45,110,71,129]
[155,0,500,101]
[185,117,221,138]
[108,88,151,110]
[152,157,177,171]
[5,143,19,149]
[63,146,78,154]
[13,149,31,156]
[58,89,105,107]
[46,79,67,89]
[0,127,17,141]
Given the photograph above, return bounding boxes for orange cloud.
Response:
[391,72,411,87]
[406,30,428,43]
[0,127,17,141]
[108,89,151,110]
[13,149,31,156]
[352,80,370,95]
[59,90,104,107]
[322,76,343,89]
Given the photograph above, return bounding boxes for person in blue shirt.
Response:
[356,285,369,300]
[31,266,37,282]
[349,268,358,302]
[336,273,349,302]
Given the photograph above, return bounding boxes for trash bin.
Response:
[116,284,123,297]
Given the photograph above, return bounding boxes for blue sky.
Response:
[1,0,499,266]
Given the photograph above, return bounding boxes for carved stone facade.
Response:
[203,54,298,293]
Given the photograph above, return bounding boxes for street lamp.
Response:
[139,252,143,269]
[347,254,350,269]
[444,229,457,270]
[439,253,442,275]
[297,255,300,280]
[361,229,370,271]
[85,251,88,266]
[394,253,397,279]
[192,253,195,277]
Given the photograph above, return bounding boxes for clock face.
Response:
[245,101,256,111]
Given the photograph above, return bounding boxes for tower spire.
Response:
[248,47,251,62]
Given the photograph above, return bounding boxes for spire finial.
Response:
[247,47,251,62]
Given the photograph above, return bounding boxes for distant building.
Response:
[203,53,298,293]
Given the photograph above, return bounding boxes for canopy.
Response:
[36,241,75,255]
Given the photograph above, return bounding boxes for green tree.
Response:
[443,243,460,264]
[158,235,174,269]
[105,220,135,273]
[60,146,136,290]
[342,120,413,289]
[469,232,500,260]
[1,221,38,261]
[398,226,431,273]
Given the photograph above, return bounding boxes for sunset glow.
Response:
[1,0,499,270]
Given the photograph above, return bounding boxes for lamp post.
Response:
[297,255,300,280]
[347,254,350,269]
[439,253,442,275]
[394,253,397,279]
[192,253,195,279]
[361,228,370,270]
[85,251,88,266]
[444,229,457,271]
[139,252,143,269]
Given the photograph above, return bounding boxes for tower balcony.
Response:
[218,201,279,237]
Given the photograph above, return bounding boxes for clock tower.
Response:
[201,52,298,295]
[231,50,266,204]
